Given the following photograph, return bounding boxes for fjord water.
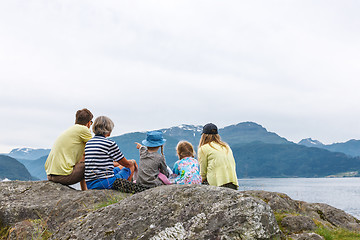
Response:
[239,178,360,219]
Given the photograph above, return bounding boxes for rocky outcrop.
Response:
[0,181,129,239]
[1,181,359,239]
[288,232,324,240]
[0,181,282,239]
[280,216,316,234]
[51,184,282,240]
[245,190,360,239]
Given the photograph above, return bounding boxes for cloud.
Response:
[0,0,360,152]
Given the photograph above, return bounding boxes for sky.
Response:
[1,1,360,153]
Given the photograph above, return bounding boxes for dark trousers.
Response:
[47,162,85,185]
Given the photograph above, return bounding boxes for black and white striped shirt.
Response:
[84,135,124,181]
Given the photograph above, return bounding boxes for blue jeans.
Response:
[86,167,131,189]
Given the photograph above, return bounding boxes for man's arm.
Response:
[79,153,88,190]
[80,178,87,191]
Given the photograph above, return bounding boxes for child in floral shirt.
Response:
[172,141,202,184]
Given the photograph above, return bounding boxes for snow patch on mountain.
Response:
[10,148,32,154]
[162,124,202,134]
[7,148,51,160]
[178,124,203,132]
[298,138,324,147]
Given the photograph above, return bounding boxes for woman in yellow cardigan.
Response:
[198,123,239,190]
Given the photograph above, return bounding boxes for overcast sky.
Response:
[1,1,360,153]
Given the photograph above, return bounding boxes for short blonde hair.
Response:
[176,141,195,160]
[92,116,114,136]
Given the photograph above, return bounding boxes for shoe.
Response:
[113,178,150,194]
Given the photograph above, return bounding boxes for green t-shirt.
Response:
[198,142,238,187]
[45,124,92,175]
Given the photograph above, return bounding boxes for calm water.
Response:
[238,178,360,219]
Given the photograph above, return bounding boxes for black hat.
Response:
[202,123,218,134]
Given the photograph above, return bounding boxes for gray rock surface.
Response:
[242,190,302,213]
[281,215,316,234]
[304,202,360,231]
[288,232,324,240]
[244,190,360,232]
[1,181,360,239]
[0,181,129,236]
[51,184,282,240]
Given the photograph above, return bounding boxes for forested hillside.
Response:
[0,155,35,180]
[231,142,360,178]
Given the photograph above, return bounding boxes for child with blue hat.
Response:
[134,130,170,187]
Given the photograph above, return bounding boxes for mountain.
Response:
[324,140,360,157]
[5,122,290,178]
[0,155,35,180]
[111,122,289,168]
[232,142,360,178]
[111,130,195,167]
[18,156,48,180]
[111,122,360,178]
[6,148,50,180]
[161,124,203,140]
[299,138,360,157]
[220,122,290,145]
[298,138,324,147]
[8,148,50,160]
[6,121,360,179]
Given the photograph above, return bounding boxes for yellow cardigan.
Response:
[198,142,238,187]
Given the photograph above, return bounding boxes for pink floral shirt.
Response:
[172,157,202,184]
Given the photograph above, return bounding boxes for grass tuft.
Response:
[94,194,126,210]
[0,226,10,240]
[315,226,360,240]
[29,218,52,240]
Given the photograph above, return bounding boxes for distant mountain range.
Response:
[3,122,360,180]
[18,156,48,181]
[298,138,360,157]
[110,122,291,168]
[233,142,360,178]
[8,148,50,160]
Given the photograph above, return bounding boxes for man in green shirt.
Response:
[45,108,93,190]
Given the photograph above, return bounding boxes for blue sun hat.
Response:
[142,131,166,147]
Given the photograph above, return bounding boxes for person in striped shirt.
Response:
[84,116,137,189]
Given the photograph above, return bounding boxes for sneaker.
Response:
[113,178,150,194]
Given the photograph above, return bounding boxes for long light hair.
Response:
[198,133,228,150]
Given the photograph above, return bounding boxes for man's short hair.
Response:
[75,108,93,125]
